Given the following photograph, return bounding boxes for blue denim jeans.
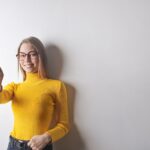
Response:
[7,136,53,150]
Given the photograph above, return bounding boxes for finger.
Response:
[37,143,47,150]
[31,143,36,148]
[0,68,3,75]
[32,147,40,150]
[31,146,37,150]
[28,138,34,146]
[27,140,32,146]
[31,142,41,150]
[0,67,3,72]
[28,142,35,148]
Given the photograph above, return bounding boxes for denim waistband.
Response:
[9,136,31,150]
[9,135,53,150]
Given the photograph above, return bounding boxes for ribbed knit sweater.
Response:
[0,73,69,142]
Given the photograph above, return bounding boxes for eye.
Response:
[30,52,38,57]
[20,54,26,58]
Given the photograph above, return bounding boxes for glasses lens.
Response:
[16,51,38,61]
[29,51,38,58]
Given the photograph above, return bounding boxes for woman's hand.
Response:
[0,67,4,85]
[27,133,52,150]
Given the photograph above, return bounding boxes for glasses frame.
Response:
[16,50,39,61]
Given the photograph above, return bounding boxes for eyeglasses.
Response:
[16,51,38,61]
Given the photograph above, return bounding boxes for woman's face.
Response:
[19,42,39,73]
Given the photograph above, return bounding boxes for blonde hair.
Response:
[17,36,48,80]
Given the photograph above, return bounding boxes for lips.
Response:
[20,61,38,73]
[24,64,33,68]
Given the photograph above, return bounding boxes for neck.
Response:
[25,72,41,82]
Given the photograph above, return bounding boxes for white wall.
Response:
[0,0,150,150]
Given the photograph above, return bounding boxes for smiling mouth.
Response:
[25,64,33,68]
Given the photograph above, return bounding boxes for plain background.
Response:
[0,0,150,150]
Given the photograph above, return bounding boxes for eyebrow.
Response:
[19,50,37,54]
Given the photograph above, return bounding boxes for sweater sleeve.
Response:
[0,82,15,104]
[46,81,70,142]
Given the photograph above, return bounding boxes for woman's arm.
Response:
[46,81,70,142]
[0,67,15,103]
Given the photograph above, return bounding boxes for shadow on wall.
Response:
[45,45,86,150]
[45,45,63,79]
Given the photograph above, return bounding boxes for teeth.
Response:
[25,64,32,67]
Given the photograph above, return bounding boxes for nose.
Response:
[24,54,31,62]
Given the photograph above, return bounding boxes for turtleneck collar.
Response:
[25,72,41,82]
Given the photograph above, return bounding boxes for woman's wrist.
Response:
[43,132,52,143]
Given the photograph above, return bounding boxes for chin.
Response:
[25,70,36,73]
[22,67,38,73]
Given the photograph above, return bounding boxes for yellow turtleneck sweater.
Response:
[0,73,69,142]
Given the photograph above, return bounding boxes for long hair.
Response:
[17,36,48,80]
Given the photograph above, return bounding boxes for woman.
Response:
[0,36,70,150]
